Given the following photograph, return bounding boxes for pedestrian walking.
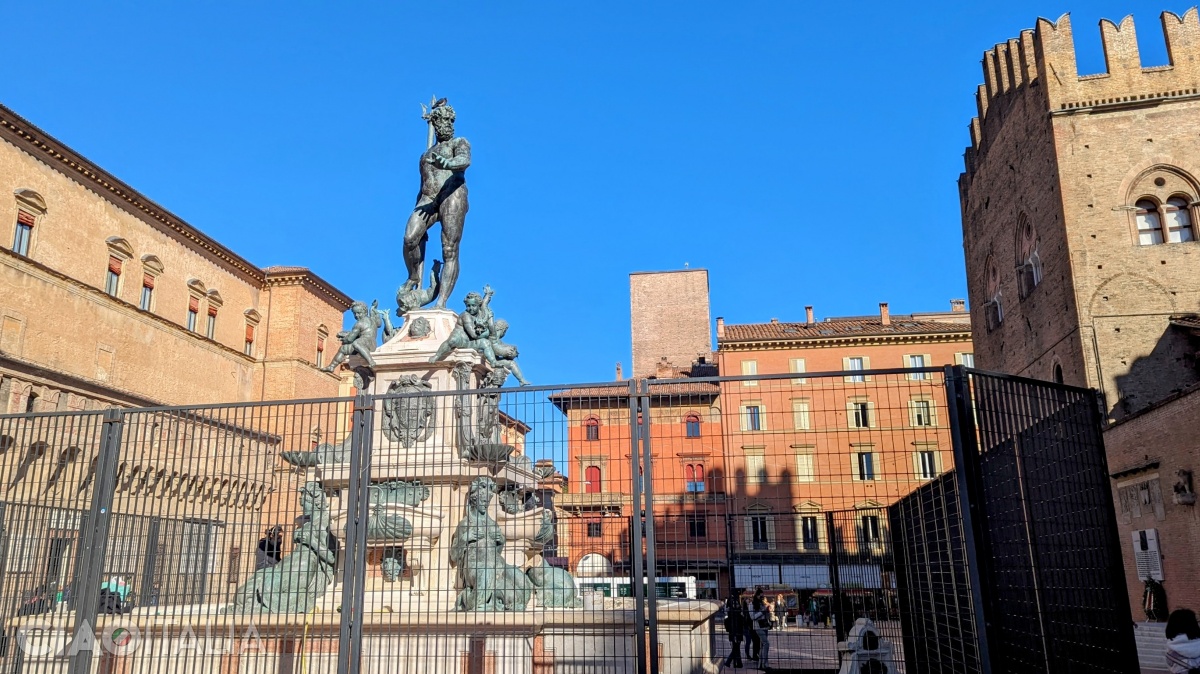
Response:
[750,588,771,669]
[721,596,746,669]
[743,598,760,662]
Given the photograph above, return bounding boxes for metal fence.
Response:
[0,366,1135,674]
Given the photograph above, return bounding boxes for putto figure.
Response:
[405,99,469,309]
[322,300,389,372]
[431,286,530,385]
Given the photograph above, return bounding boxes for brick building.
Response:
[715,302,972,592]
[0,102,356,614]
[0,102,353,412]
[959,10,1200,633]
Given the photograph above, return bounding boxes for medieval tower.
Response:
[960,10,1200,422]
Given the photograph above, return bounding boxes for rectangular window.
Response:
[13,211,34,256]
[140,274,155,311]
[688,517,707,539]
[792,399,811,430]
[206,309,217,340]
[187,296,199,332]
[685,417,701,438]
[741,360,758,386]
[918,450,937,479]
[957,352,975,368]
[908,354,927,379]
[751,516,769,550]
[790,358,807,384]
[861,515,881,548]
[316,337,325,367]
[911,400,933,427]
[105,256,122,296]
[742,405,763,432]
[856,452,876,481]
[852,402,870,428]
[244,324,255,356]
[795,453,814,483]
[846,356,865,383]
[801,516,820,550]
[745,454,766,484]
[586,521,602,538]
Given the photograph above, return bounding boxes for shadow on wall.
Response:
[1112,323,1200,420]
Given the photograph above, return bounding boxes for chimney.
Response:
[805,306,814,325]
[616,362,623,381]
[950,298,966,313]
[880,302,891,326]
[770,317,779,324]
[716,317,725,339]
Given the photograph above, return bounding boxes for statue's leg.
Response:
[435,191,468,309]
[403,204,435,286]
[353,343,377,368]
[505,360,531,386]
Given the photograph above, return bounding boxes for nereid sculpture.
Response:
[228,482,337,613]
[450,477,533,611]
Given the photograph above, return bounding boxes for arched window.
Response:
[1136,200,1165,245]
[685,413,701,438]
[685,463,705,492]
[1015,214,1043,298]
[1165,197,1195,243]
[584,465,601,493]
[585,417,600,441]
[984,255,1002,331]
[1054,363,1064,384]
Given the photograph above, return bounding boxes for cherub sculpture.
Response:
[431,286,530,385]
[322,300,390,372]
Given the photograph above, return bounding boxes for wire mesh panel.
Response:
[888,472,982,674]
[0,409,108,670]
[646,369,955,673]
[965,372,1138,674]
[353,377,642,674]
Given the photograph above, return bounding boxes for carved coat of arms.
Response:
[381,375,436,447]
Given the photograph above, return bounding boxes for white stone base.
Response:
[11,600,721,674]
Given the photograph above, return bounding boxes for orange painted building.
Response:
[715,302,973,588]
[550,380,729,598]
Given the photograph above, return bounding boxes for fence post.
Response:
[638,380,660,674]
[825,511,844,643]
[627,379,648,674]
[944,365,994,674]
[66,409,124,674]
[338,393,374,674]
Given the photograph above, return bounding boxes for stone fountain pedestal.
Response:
[314,308,546,613]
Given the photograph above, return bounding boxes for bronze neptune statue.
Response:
[404,99,469,310]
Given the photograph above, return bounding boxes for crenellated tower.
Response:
[960,9,1200,421]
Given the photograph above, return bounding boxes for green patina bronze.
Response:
[449,477,532,611]
[227,482,336,614]
[527,558,582,608]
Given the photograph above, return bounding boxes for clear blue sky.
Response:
[2,1,1184,385]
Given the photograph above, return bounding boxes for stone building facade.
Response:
[0,102,353,413]
[959,10,1200,632]
[0,102,357,618]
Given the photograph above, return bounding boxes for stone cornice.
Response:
[0,103,264,285]
[718,331,973,352]
[264,268,353,310]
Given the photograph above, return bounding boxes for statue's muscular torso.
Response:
[417,137,469,204]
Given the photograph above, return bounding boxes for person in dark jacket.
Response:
[721,596,745,669]
[255,525,284,570]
